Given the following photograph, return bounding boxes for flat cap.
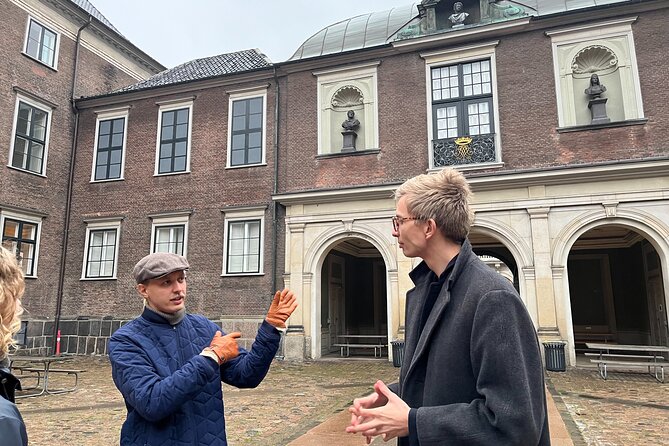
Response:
[133,252,189,284]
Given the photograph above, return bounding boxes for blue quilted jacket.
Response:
[108,307,281,446]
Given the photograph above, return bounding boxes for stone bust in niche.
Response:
[341,110,360,132]
[448,2,469,26]
[584,73,607,98]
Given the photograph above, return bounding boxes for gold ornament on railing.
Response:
[454,136,473,159]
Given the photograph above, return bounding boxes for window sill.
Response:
[225,162,268,169]
[557,118,648,133]
[90,177,125,183]
[6,165,47,178]
[22,52,58,71]
[153,170,191,177]
[80,277,117,281]
[221,272,265,277]
[316,149,380,159]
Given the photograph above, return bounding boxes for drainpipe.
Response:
[53,16,91,354]
[271,67,281,295]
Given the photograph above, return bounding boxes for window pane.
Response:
[96,165,107,179]
[232,134,245,149]
[99,120,111,135]
[160,144,172,158]
[249,98,262,114]
[232,116,246,131]
[233,100,246,116]
[248,114,262,129]
[162,111,174,127]
[175,123,188,139]
[108,164,121,179]
[174,141,187,157]
[159,158,172,173]
[176,109,189,124]
[231,150,245,166]
[4,221,19,238]
[248,132,261,148]
[173,156,186,172]
[110,149,122,164]
[247,147,261,164]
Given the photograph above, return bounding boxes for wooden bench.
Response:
[333,343,387,358]
[589,359,669,383]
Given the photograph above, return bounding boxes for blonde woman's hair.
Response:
[395,168,474,242]
[0,246,25,359]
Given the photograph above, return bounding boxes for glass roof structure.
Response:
[289,3,419,61]
[288,0,634,62]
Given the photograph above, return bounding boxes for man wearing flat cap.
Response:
[108,252,297,446]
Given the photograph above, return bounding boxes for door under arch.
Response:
[568,225,668,348]
[320,238,388,357]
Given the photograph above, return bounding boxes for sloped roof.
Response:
[70,0,124,36]
[116,49,272,93]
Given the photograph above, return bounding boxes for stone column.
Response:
[527,207,560,339]
[284,222,306,360]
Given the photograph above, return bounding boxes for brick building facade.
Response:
[0,0,162,354]
[5,0,668,363]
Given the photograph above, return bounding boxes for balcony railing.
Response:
[432,134,496,168]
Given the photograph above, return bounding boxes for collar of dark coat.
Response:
[408,238,473,289]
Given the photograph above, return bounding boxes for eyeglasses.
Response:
[392,216,420,231]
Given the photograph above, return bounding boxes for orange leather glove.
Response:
[265,288,298,329]
[207,331,241,365]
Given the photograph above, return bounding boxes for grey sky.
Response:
[92,0,414,68]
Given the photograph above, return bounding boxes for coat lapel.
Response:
[401,240,474,388]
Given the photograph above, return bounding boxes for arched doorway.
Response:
[319,238,388,358]
[567,224,669,348]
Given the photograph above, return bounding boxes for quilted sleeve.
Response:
[109,331,219,422]
[220,320,281,388]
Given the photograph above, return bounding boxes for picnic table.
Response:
[333,334,388,357]
[585,343,669,383]
[8,355,84,397]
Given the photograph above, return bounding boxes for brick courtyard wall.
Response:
[19,317,268,357]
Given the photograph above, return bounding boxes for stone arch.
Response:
[471,217,535,319]
[552,208,669,363]
[303,222,397,359]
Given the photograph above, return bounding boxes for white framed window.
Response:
[8,95,52,176]
[155,100,193,175]
[315,62,379,154]
[222,206,266,276]
[81,219,122,280]
[23,18,59,69]
[0,210,42,278]
[227,87,268,167]
[421,41,502,171]
[547,17,644,128]
[91,108,129,182]
[150,213,190,256]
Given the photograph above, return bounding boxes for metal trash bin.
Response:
[391,340,405,368]
[543,341,566,372]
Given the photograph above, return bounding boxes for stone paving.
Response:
[13,356,669,445]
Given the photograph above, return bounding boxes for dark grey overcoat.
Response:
[391,239,550,445]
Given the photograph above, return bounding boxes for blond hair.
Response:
[0,246,25,359]
[395,168,474,242]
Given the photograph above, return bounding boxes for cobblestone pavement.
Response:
[547,367,669,446]
[16,356,399,446]
[15,356,669,445]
